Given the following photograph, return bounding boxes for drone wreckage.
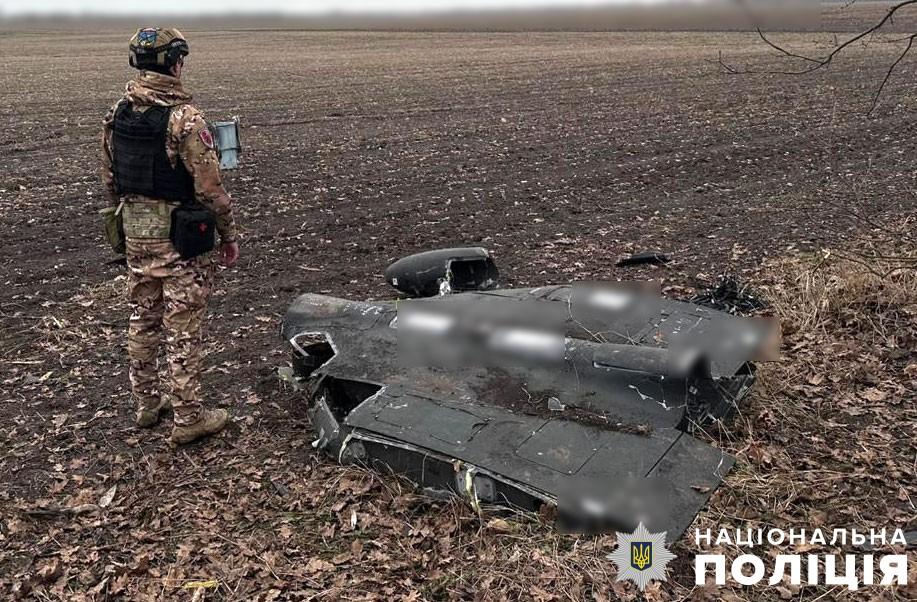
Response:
[281,248,778,541]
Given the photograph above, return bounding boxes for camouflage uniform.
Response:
[101,71,237,425]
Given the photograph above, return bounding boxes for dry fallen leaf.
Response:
[860,387,888,402]
[486,518,514,533]
[305,558,334,574]
[98,485,117,508]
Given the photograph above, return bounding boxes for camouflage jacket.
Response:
[101,71,238,243]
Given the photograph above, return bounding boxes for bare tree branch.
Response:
[869,32,917,112]
[719,0,917,114]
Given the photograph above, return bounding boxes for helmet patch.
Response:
[137,28,158,48]
[199,128,215,149]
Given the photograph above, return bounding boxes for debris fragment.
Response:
[283,273,774,539]
[691,274,768,314]
[547,397,566,412]
[616,251,670,267]
[385,248,499,297]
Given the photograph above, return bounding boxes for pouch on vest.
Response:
[170,203,216,260]
[99,203,126,255]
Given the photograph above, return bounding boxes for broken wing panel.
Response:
[342,385,732,539]
[644,433,735,538]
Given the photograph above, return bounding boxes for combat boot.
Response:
[169,408,229,445]
[135,396,172,428]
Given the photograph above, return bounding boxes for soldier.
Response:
[101,27,240,444]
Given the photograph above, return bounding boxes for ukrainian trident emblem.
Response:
[631,541,652,571]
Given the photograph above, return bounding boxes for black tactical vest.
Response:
[110,103,195,202]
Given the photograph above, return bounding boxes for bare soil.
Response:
[0,21,915,601]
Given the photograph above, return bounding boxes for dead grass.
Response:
[680,221,917,601]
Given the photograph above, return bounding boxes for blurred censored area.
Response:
[395,282,778,374]
[392,282,779,533]
[557,474,670,534]
[396,294,565,368]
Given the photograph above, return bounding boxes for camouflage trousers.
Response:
[126,238,214,425]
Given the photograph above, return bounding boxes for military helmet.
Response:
[129,27,189,70]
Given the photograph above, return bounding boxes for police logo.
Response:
[608,523,675,591]
[137,28,158,48]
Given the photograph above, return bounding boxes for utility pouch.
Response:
[99,202,126,255]
[170,203,216,260]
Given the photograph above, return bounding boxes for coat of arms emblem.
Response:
[608,523,675,591]
[631,541,652,571]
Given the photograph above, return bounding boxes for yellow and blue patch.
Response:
[137,28,158,48]
[631,542,652,571]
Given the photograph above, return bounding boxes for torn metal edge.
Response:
[290,331,339,371]
[345,429,557,506]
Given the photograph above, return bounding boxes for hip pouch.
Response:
[99,202,126,255]
[170,203,216,260]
